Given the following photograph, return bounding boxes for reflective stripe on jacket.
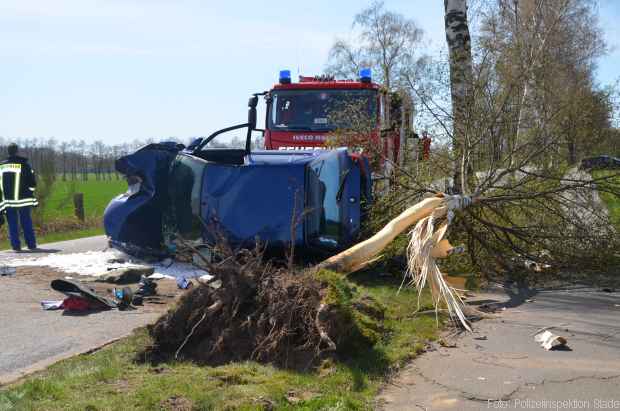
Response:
[0,156,38,211]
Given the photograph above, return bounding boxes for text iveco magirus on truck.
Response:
[103,96,371,258]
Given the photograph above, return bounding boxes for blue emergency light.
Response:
[359,68,372,83]
[279,69,292,84]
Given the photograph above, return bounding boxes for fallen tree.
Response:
[148,193,473,368]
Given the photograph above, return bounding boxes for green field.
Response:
[0,175,126,250]
[40,176,126,221]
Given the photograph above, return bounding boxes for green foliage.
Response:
[315,270,385,354]
[593,170,620,231]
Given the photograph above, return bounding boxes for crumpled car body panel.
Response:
[201,162,306,248]
[104,143,182,256]
[104,146,367,257]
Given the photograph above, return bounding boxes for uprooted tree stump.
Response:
[148,247,385,369]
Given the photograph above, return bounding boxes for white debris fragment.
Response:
[534,330,568,350]
[3,250,209,280]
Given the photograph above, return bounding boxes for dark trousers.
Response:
[5,206,37,250]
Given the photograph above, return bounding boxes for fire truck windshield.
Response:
[269,89,377,132]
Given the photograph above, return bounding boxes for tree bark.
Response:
[444,0,474,194]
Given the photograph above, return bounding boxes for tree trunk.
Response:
[444,0,474,194]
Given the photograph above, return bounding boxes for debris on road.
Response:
[1,266,16,276]
[40,300,63,310]
[96,266,155,284]
[534,330,569,350]
[3,250,210,280]
[51,278,117,309]
[176,276,192,290]
[61,295,103,312]
[439,338,457,348]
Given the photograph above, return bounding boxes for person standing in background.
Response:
[0,143,38,252]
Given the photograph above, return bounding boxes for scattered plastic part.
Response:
[62,296,94,312]
[534,330,568,350]
[51,278,117,308]
[114,286,134,309]
[176,276,192,290]
[41,300,64,310]
[0,266,16,276]
[199,273,214,283]
[136,276,158,296]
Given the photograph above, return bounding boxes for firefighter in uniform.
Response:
[0,143,38,251]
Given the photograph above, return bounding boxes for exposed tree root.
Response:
[147,246,384,369]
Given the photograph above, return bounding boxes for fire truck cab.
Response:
[263,69,405,167]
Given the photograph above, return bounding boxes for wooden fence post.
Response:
[73,193,85,222]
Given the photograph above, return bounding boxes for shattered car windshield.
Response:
[269,89,377,132]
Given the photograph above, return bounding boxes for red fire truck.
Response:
[262,69,410,169]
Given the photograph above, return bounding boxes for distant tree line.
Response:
[0,135,264,182]
[0,137,141,181]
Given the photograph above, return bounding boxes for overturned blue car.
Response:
[104,143,371,258]
[105,96,371,258]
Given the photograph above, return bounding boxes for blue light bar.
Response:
[359,68,372,83]
[279,69,292,84]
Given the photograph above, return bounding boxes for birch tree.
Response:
[370,0,619,276]
[444,0,474,194]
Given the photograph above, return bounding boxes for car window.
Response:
[167,154,206,239]
[306,152,343,249]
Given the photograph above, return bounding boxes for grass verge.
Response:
[0,271,440,410]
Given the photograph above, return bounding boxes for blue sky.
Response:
[0,0,618,145]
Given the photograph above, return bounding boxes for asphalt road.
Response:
[0,236,173,386]
[0,235,108,257]
[379,285,620,410]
